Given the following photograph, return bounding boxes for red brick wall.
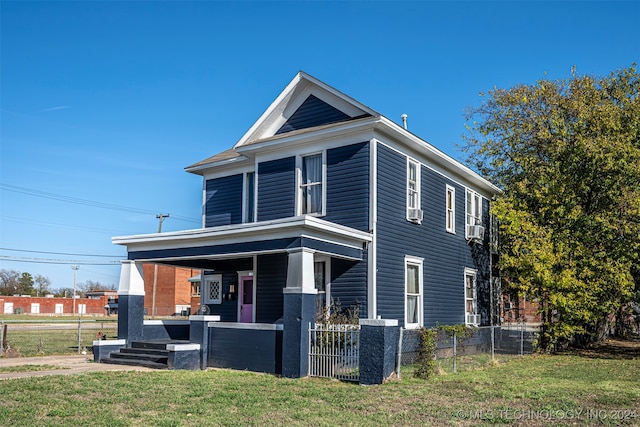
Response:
[0,295,109,316]
[143,265,198,316]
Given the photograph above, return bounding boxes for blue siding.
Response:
[276,95,351,135]
[204,271,240,322]
[325,142,370,231]
[257,157,295,221]
[256,253,287,323]
[376,143,491,327]
[331,256,368,317]
[205,174,243,227]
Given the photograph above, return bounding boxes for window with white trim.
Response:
[203,274,222,305]
[446,185,455,233]
[298,152,325,215]
[314,256,331,313]
[465,189,482,237]
[244,171,255,223]
[407,159,421,222]
[31,303,40,314]
[405,256,423,328]
[464,269,478,326]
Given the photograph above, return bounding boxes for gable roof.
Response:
[233,71,379,148]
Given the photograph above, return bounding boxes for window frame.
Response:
[314,255,331,311]
[464,268,478,326]
[406,158,421,223]
[203,274,223,305]
[446,185,455,234]
[465,189,482,238]
[243,171,256,223]
[404,255,424,329]
[296,151,326,216]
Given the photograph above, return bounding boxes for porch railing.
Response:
[308,323,360,382]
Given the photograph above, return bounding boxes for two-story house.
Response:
[107,71,500,376]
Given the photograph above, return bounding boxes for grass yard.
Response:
[0,339,638,427]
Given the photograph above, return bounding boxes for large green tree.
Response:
[464,65,640,350]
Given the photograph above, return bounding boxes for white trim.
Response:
[296,150,327,217]
[189,315,221,322]
[446,185,456,234]
[464,268,478,326]
[404,255,424,329]
[233,71,378,149]
[374,138,498,200]
[359,319,398,327]
[368,138,378,319]
[203,274,223,305]
[209,322,283,331]
[313,254,331,309]
[93,339,126,347]
[406,157,421,224]
[465,189,483,239]
[166,343,200,351]
[113,216,372,253]
[143,320,190,326]
[237,270,256,323]
[242,171,256,223]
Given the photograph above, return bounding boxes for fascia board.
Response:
[233,71,380,149]
[236,116,379,157]
[233,72,305,149]
[184,154,252,175]
[113,216,372,252]
[376,117,502,195]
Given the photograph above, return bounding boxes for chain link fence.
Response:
[0,319,118,357]
[398,322,539,373]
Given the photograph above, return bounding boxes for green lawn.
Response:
[0,339,638,426]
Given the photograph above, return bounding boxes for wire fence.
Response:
[0,319,118,357]
[398,322,539,373]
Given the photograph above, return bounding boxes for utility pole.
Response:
[71,265,79,316]
[152,214,169,319]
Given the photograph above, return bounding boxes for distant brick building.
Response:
[142,265,200,316]
[0,293,114,316]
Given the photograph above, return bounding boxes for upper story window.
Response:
[405,255,424,329]
[465,189,483,239]
[446,185,455,233]
[407,158,422,223]
[298,152,325,216]
[464,269,479,326]
[244,172,255,222]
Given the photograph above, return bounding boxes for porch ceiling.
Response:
[113,216,372,265]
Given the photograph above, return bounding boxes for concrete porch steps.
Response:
[103,340,191,370]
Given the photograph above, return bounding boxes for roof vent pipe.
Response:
[401,114,408,130]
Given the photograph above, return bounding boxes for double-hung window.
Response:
[464,269,479,326]
[465,189,482,238]
[405,256,423,328]
[446,185,455,233]
[299,153,325,215]
[407,158,421,222]
[244,172,255,222]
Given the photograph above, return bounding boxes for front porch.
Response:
[99,216,374,378]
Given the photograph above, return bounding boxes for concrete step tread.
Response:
[103,357,168,370]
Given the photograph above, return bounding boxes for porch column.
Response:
[117,260,145,345]
[282,247,317,378]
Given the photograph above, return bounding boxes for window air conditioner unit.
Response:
[408,208,423,222]
[466,313,480,326]
[466,225,485,240]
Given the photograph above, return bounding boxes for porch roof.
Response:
[112,216,372,266]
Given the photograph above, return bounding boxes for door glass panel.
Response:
[243,279,253,304]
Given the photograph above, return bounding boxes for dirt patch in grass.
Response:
[572,337,640,360]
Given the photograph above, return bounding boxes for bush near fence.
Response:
[0,320,118,357]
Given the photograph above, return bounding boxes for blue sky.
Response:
[1,1,638,290]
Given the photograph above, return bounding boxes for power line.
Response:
[1,255,121,265]
[1,215,133,235]
[1,183,201,224]
[0,247,124,258]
